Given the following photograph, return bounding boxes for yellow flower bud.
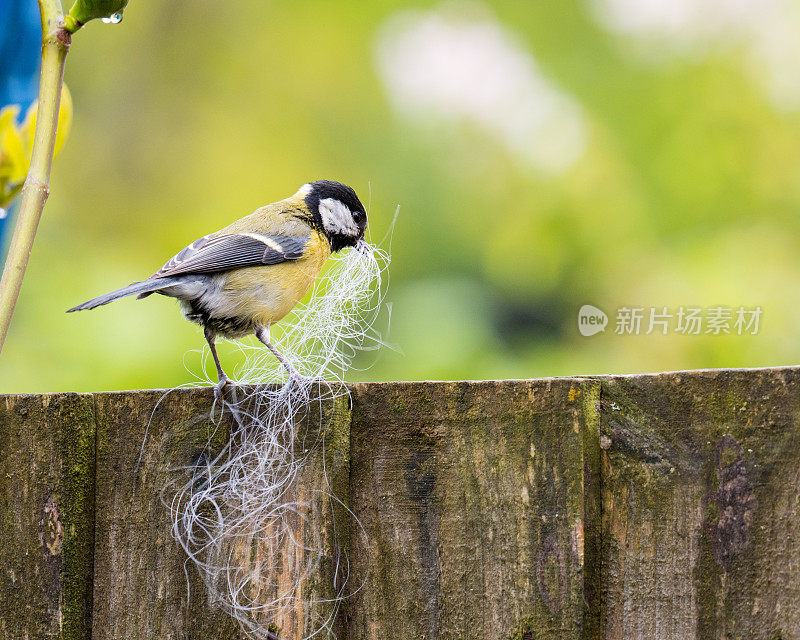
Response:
[0,85,73,208]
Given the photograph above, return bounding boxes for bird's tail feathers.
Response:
[67,277,180,312]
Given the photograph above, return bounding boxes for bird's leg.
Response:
[204,327,243,428]
[255,326,302,381]
[204,326,229,386]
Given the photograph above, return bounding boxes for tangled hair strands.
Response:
[166,231,391,640]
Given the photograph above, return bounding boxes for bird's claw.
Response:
[212,377,244,429]
[213,376,229,405]
[282,365,311,388]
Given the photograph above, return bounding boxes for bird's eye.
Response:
[353,210,364,223]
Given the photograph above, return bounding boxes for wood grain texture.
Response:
[91,387,350,640]
[600,368,800,640]
[348,380,601,640]
[3,370,800,639]
[0,393,96,640]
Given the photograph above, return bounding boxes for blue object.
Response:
[0,0,42,252]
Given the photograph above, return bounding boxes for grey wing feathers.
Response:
[154,232,215,276]
[151,232,309,279]
[68,232,310,311]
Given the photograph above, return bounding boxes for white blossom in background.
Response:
[589,0,800,110]
[746,8,800,110]
[375,3,586,173]
[589,0,782,44]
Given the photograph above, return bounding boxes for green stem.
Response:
[0,0,68,353]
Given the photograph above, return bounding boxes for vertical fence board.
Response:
[349,380,600,640]
[600,369,800,640]
[0,393,96,640]
[91,388,350,640]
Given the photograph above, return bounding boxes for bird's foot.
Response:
[281,361,321,389]
[284,363,303,383]
[282,371,306,391]
[213,375,230,405]
[213,376,244,429]
[216,373,230,389]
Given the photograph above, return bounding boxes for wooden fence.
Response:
[2,367,800,639]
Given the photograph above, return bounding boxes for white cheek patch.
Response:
[319,198,358,237]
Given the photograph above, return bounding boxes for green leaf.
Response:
[66,0,129,30]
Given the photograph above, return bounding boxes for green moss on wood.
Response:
[59,394,96,640]
[0,393,96,640]
[505,616,537,640]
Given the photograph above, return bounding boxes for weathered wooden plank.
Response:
[4,370,800,640]
[348,379,601,640]
[0,393,96,640]
[600,368,800,640]
[91,387,350,640]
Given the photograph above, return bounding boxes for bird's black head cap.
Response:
[303,180,368,252]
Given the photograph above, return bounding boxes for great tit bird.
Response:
[68,180,368,384]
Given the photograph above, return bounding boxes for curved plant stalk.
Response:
[0,0,69,353]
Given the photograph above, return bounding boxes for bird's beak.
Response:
[355,239,371,256]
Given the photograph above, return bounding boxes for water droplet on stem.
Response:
[101,12,123,24]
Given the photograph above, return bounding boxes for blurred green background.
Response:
[3,0,800,392]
